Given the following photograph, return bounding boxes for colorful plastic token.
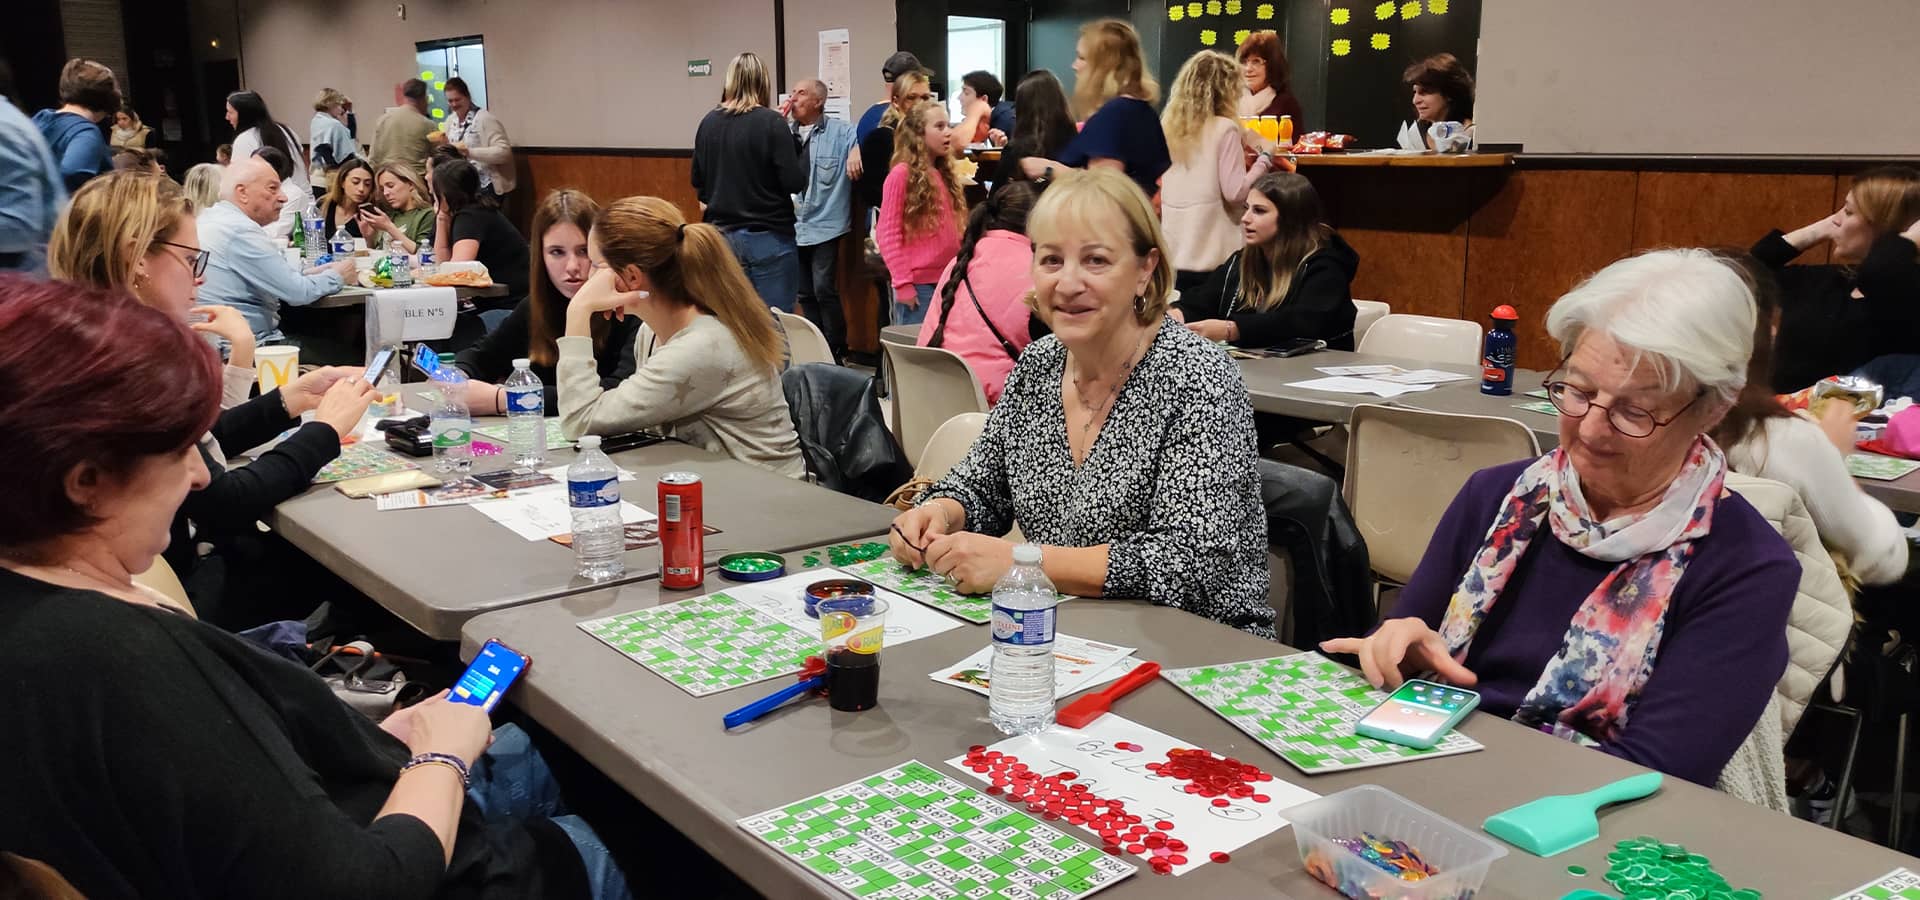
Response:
[717,551,786,582]
[1566,864,1587,876]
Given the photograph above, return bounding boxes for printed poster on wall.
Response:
[819,27,851,121]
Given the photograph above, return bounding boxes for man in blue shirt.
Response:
[197,157,356,343]
[854,51,921,144]
[786,77,859,361]
[0,92,65,276]
[31,58,119,192]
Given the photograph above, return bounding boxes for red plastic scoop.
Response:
[1057,662,1161,729]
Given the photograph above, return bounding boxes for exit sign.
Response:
[687,59,712,77]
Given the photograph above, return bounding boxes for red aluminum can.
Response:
[658,471,704,589]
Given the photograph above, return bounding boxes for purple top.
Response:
[1388,459,1799,786]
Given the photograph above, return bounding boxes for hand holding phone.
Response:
[1354,678,1479,750]
[363,346,395,384]
[451,639,531,713]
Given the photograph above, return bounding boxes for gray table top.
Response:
[880,324,918,346]
[314,282,509,309]
[461,545,1917,899]
[266,420,898,640]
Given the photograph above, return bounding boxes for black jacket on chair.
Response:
[1260,459,1374,646]
[781,363,913,503]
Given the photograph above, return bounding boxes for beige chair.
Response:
[1356,313,1483,366]
[1351,300,1391,345]
[132,555,197,618]
[1343,404,1541,586]
[882,342,989,469]
[916,413,988,481]
[772,308,835,367]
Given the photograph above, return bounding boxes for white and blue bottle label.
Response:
[568,477,619,508]
[505,387,543,414]
[990,605,1056,646]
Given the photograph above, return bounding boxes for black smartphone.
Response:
[600,431,669,453]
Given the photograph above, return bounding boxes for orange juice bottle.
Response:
[1258,116,1278,143]
[1277,115,1295,147]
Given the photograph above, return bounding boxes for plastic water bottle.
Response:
[429,353,472,474]
[568,435,625,582]
[989,543,1058,735]
[1480,304,1519,396]
[418,244,436,276]
[329,224,354,259]
[302,201,327,265]
[504,358,546,466]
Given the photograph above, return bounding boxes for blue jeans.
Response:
[1854,355,1920,402]
[723,227,799,312]
[467,724,632,900]
[893,283,935,327]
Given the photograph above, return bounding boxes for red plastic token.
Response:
[1211,797,1229,808]
[1155,820,1174,830]
[1253,794,1271,803]
[1210,851,1231,863]
[1168,854,1188,866]
[1167,839,1187,852]
[1126,843,1146,854]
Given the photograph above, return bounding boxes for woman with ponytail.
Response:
[877,99,967,325]
[918,181,1039,404]
[558,196,805,478]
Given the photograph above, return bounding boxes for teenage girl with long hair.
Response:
[559,196,806,478]
[1171,171,1357,349]
[877,100,968,326]
[919,181,1040,404]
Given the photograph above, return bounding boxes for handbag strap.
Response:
[960,272,1022,361]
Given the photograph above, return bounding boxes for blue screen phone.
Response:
[451,639,530,713]
[1354,679,1480,750]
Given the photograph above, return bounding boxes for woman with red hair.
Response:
[1235,31,1306,129]
[0,275,630,899]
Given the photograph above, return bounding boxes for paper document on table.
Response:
[928,634,1139,698]
[1286,376,1436,398]
[1315,365,1405,377]
[948,714,1317,875]
[1832,867,1920,898]
[472,489,655,540]
[372,476,507,510]
[1371,368,1473,385]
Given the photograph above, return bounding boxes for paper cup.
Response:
[257,345,300,393]
[282,246,301,268]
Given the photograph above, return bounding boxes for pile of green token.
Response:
[804,542,890,568]
[1601,837,1760,899]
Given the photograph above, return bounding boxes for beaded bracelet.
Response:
[401,751,471,785]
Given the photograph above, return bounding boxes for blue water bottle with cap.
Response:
[1481,305,1519,396]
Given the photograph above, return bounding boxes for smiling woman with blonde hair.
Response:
[558,195,804,477]
[889,168,1272,637]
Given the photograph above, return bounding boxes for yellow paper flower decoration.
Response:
[1374,1,1394,19]
[1206,0,1222,14]
[1401,1,1421,19]
[1234,29,1252,45]
[1188,2,1203,16]
[1168,4,1184,20]
[1370,32,1391,49]
[1330,7,1351,24]
[1200,29,1217,45]
[1225,0,1242,12]
[1256,3,1274,20]
[431,108,446,119]
[1331,38,1352,56]
[1429,0,1449,11]
[419,71,435,81]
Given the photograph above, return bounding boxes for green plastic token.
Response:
[1567,864,1589,876]
[717,552,787,582]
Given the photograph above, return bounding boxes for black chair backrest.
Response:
[1260,459,1375,647]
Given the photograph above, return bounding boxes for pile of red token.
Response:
[960,744,1279,875]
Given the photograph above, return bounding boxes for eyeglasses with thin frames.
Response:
[1541,375,1702,439]
[155,240,210,278]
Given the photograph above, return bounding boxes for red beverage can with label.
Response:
[658,471,704,589]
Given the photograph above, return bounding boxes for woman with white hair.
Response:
[1323,249,1799,787]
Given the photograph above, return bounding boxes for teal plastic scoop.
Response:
[1482,772,1663,857]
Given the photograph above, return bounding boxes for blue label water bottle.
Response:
[1481,305,1518,396]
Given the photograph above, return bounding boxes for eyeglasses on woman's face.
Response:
[155,240,210,278]
[1541,378,1701,439]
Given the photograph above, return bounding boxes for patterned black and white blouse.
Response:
[926,316,1274,638]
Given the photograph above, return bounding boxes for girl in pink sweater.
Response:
[878,100,967,325]
[919,181,1039,404]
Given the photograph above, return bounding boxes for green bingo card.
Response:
[738,760,1135,900]
[849,559,993,624]
[1162,652,1484,774]
[577,593,814,697]
[1837,868,1920,899]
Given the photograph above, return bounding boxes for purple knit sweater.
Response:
[1388,459,1800,785]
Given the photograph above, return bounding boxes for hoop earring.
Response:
[1133,293,1147,316]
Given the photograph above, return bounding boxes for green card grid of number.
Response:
[577,593,814,696]
[849,559,993,624]
[1164,652,1483,773]
[738,760,1133,900]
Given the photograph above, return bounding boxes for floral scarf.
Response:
[1437,437,1728,745]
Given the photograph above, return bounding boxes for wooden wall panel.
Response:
[1300,168,1484,323]
[1630,172,1837,263]
[1465,169,1639,370]
[512,153,702,230]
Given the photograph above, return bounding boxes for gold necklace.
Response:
[1068,327,1153,459]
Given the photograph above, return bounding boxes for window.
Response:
[946,16,1006,123]
[413,36,488,125]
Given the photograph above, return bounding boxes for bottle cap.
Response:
[1012,543,1042,564]
[577,435,601,449]
[513,358,531,369]
[1491,304,1519,320]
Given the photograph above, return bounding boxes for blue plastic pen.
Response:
[723,674,826,729]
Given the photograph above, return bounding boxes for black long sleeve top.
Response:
[1753,229,1920,392]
